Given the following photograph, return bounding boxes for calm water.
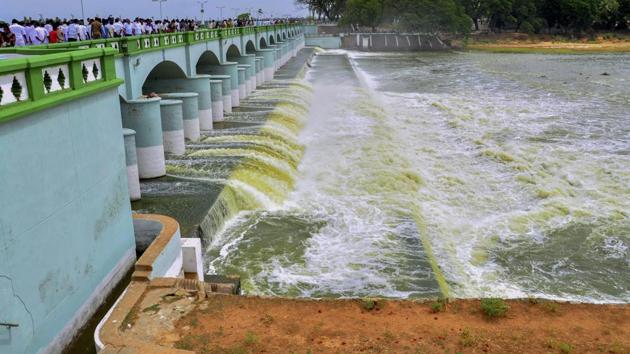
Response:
[207,50,630,303]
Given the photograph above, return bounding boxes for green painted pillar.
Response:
[209,80,224,122]
[255,57,264,88]
[159,99,185,156]
[256,49,275,83]
[143,75,213,131]
[159,93,200,142]
[123,128,141,201]
[208,75,233,114]
[235,55,256,94]
[120,97,166,179]
[237,66,247,100]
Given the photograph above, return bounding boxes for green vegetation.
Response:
[360,297,378,311]
[480,298,509,317]
[244,331,258,345]
[430,297,449,313]
[299,0,630,34]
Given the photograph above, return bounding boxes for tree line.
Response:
[297,0,630,34]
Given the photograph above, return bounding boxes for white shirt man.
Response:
[113,20,124,37]
[9,22,27,46]
[31,24,48,45]
[66,22,79,41]
[24,23,35,45]
[78,23,88,40]
[132,20,143,35]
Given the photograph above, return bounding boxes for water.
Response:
[207,50,629,303]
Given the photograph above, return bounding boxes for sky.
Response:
[3,0,308,22]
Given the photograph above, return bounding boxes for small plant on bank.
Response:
[480,298,509,318]
[361,298,377,311]
[430,297,449,313]
[459,328,479,347]
[541,301,560,314]
[244,331,258,345]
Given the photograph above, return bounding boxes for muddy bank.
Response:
[160,296,630,353]
[461,32,630,53]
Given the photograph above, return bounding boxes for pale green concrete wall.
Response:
[0,88,136,354]
[305,36,342,49]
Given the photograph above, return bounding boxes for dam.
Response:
[1,21,630,354]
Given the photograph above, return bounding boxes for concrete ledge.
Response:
[132,214,182,282]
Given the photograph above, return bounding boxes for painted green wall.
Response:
[0,88,135,353]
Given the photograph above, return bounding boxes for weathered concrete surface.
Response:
[0,89,136,354]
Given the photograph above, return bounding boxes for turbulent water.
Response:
[205,50,630,303]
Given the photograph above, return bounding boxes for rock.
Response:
[601,72,610,76]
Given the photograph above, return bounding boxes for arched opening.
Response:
[259,37,268,48]
[283,33,287,40]
[246,40,257,54]
[142,61,187,94]
[269,35,275,45]
[276,34,281,42]
[226,44,241,60]
[196,50,221,75]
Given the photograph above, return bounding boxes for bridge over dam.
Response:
[0,24,305,354]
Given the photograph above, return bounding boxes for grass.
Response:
[430,298,448,313]
[360,298,378,311]
[459,328,479,347]
[480,298,509,318]
[244,331,258,345]
[548,339,573,353]
[541,301,561,314]
[466,40,630,54]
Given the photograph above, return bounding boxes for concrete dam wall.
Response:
[342,33,449,51]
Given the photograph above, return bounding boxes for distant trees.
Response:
[462,0,630,33]
[338,0,472,33]
[300,0,630,33]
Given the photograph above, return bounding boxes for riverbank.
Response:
[111,280,629,354]
[461,32,630,53]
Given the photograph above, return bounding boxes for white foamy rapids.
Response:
[346,52,630,302]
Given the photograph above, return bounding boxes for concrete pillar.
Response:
[123,128,141,201]
[255,57,264,88]
[159,93,200,141]
[120,97,166,179]
[274,45,282,71]
[209,80,224,122]
[197,62,240,108]
[159,99,185,156]
[237,67,247,100]
[143,75,212,131]
[209,75,232,114]
[234,55,256,94]
[257,49,275,83]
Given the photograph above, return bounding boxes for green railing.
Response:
[0,24,303,123]
[0,48,122,123]
[27,24,302,56]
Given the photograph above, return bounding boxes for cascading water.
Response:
[206,50,629,303]
[164,81,312,244]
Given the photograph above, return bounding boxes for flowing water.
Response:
[203,50,629,303]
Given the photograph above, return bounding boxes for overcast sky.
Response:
[3,0,308,21]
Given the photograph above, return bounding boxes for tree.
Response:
[295,0,347,20]
[341,0,384,30]
[384,0,472,34]
[459,0,485,30]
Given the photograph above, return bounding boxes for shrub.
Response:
[480,298,509,318]
[361,298,377,311]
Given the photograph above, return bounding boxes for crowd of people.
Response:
[0,16,296,47]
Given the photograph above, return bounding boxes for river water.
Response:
[206,50,630,303]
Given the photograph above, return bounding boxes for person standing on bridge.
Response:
[65,19,79,42]
[90,17,103,39]
[9,19,26,46]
